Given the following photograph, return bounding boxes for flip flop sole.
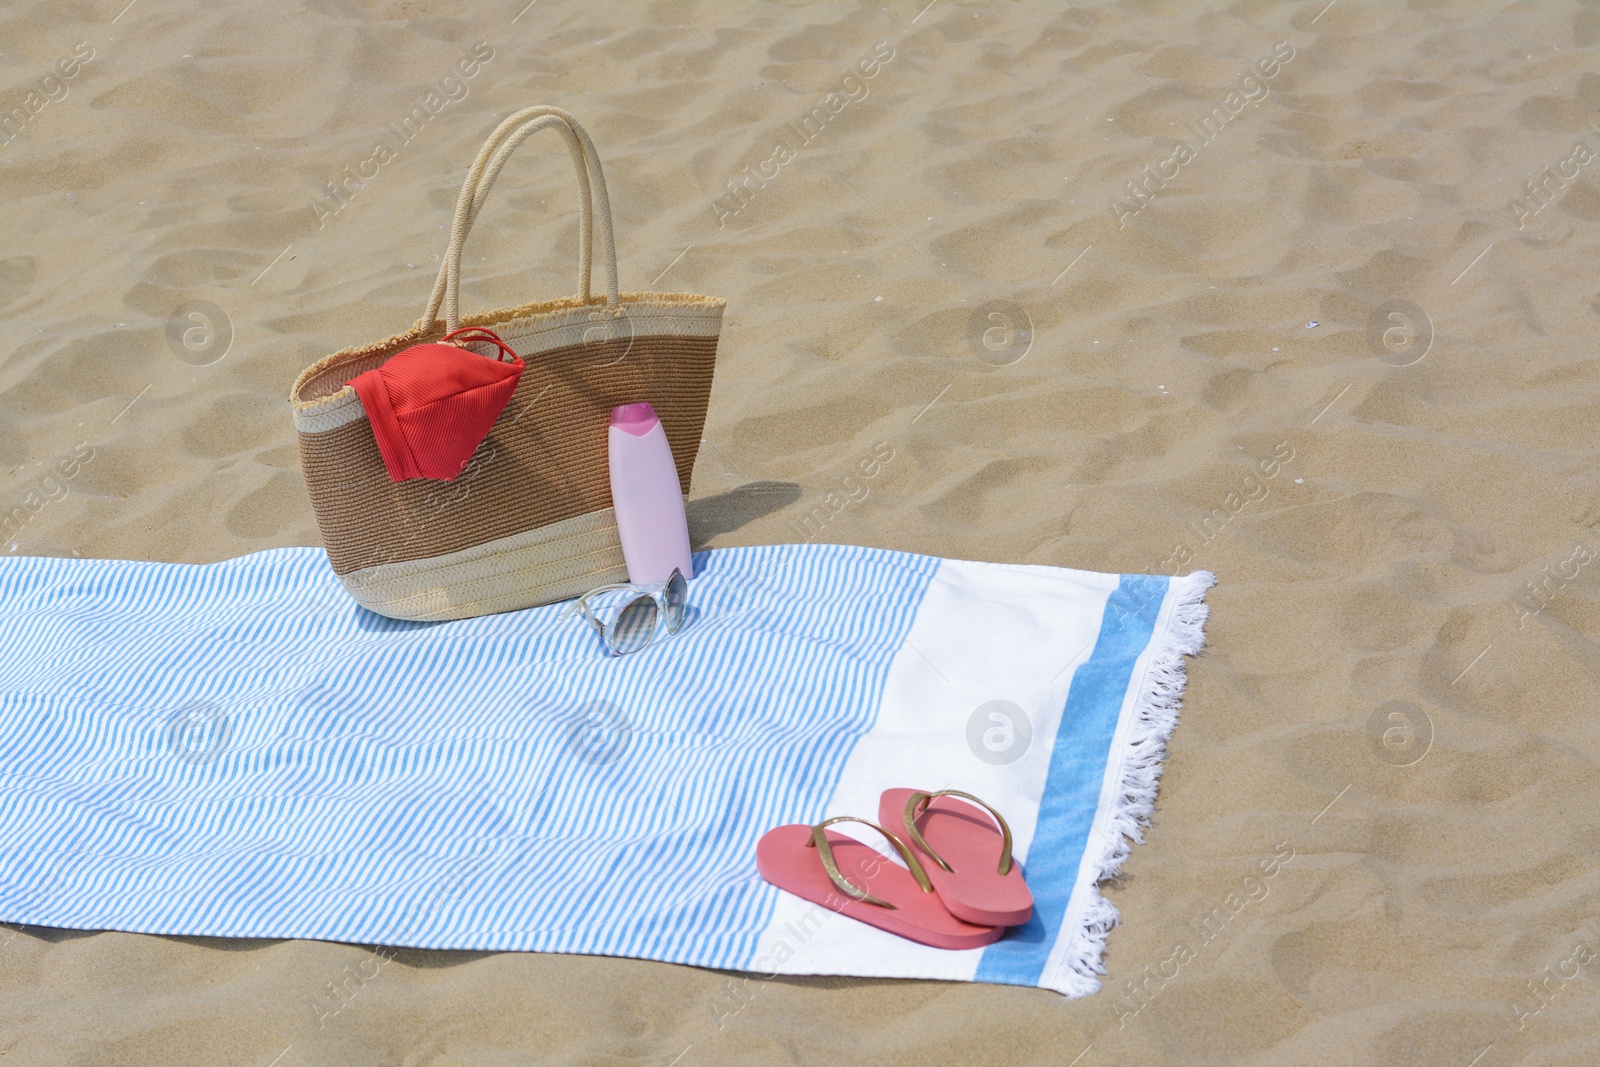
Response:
[881,789,1035,927]
[756,824,1003,951]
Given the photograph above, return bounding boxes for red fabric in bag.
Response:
[349,327,524,482]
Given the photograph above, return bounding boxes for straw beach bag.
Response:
[291,106,724,622]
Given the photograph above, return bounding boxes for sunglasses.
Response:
[564,568,688,655]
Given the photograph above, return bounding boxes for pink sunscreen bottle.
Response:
[608,402,694,584]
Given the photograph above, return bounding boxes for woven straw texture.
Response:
[289,106,722,619]
[296,328,718,576]
[332,506,638,623]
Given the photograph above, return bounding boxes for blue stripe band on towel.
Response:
[974,573,1169,986]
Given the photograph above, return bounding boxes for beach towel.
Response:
[0,542,1211,997]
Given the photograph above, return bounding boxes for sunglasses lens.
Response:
[609,596,658,655]
[663,571,687,633]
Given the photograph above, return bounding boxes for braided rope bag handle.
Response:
[419,106,619,334]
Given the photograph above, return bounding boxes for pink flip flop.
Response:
[879,789,1034,927]
[756,816,1004,951]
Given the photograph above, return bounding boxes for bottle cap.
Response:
[610,402,659,437]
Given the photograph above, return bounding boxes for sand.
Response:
[2,0,1598,1063]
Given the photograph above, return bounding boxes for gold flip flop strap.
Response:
[804,816,934,909]
[903,790,1016,876]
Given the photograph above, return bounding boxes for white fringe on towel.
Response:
[1051,570,1217,996]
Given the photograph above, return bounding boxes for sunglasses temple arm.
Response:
[569,597,606,635]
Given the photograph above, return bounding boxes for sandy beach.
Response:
[3,0,1599,1063]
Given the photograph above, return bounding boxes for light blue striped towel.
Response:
[0,542,1211,997]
